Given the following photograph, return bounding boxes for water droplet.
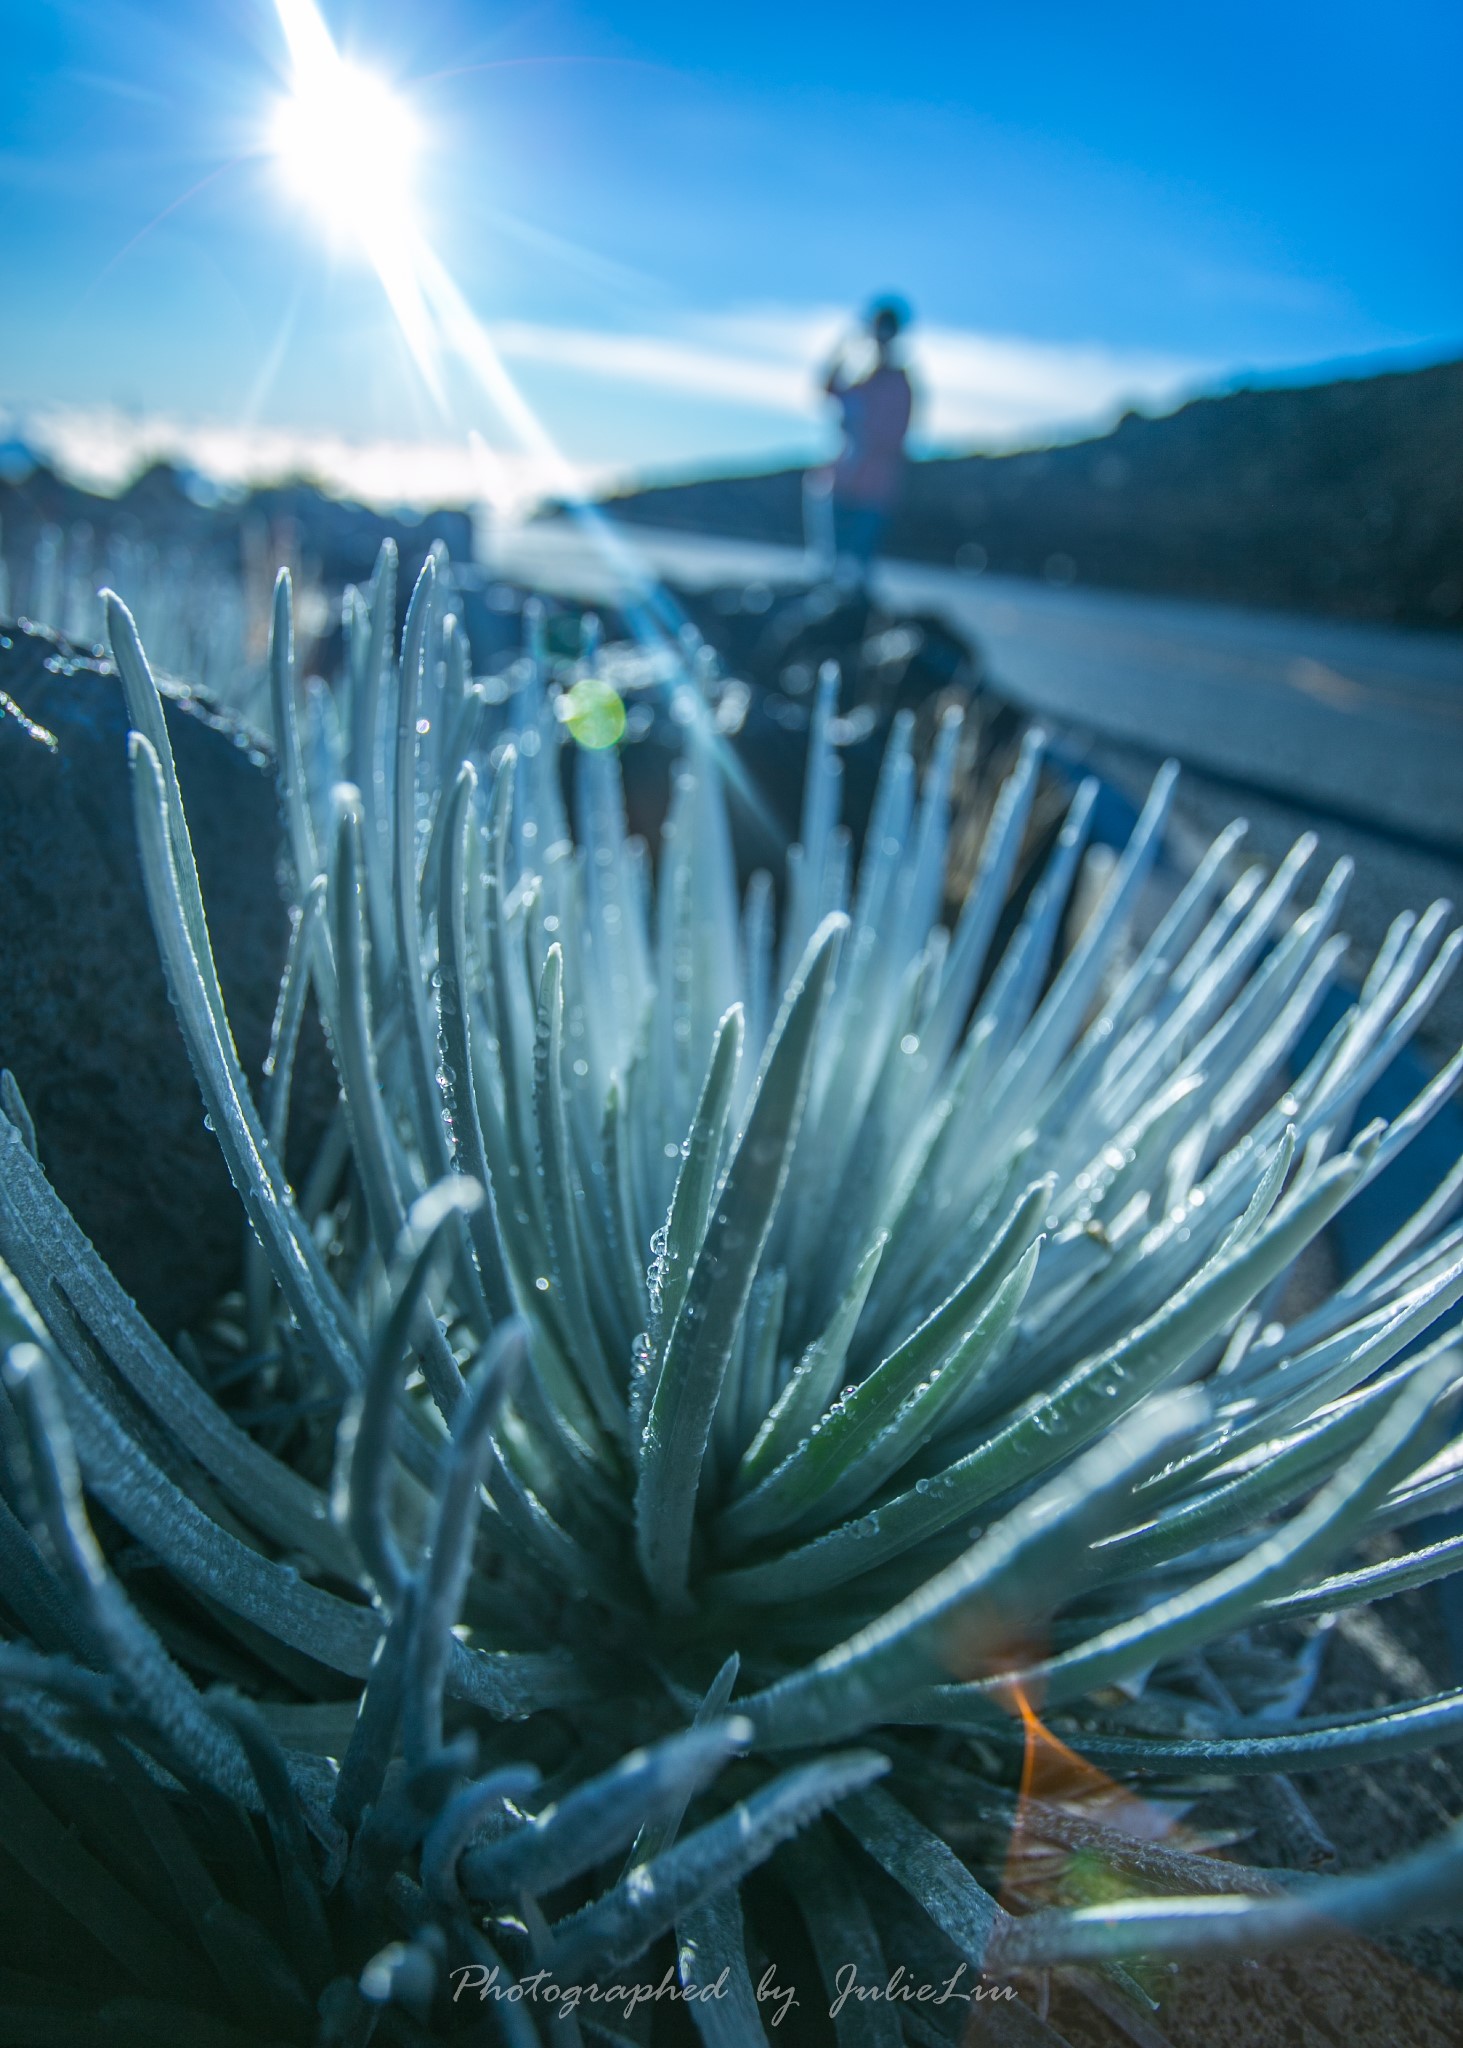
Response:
[534,1276,550,1293]
[646,1227,670,1315]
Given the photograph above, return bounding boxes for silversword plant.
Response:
[3,542,1463,2045]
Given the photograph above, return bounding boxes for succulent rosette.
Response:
[2,545,1461,2045]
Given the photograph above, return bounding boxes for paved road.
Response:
[491,520,1463,857]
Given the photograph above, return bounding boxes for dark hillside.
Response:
[601,355,1463,630]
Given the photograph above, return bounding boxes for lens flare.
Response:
[998,1682,1192,1928]
[267,0,714,676]
[561,674,628,750]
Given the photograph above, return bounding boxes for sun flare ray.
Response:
[267,0,702,665]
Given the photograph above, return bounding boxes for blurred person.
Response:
[806,297,915,583]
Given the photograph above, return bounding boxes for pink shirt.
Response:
[831,363,913,509]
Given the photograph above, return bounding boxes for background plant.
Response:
[3,541,1463,2044]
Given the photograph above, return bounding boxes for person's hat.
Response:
[866,294,912,339]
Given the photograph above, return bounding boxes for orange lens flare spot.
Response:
[1012,1682,1117,1808]
[999,1682,1190,1916]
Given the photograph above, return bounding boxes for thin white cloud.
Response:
[916,328,1211,441]
[494,306,1214,448]
[491,322,811,415]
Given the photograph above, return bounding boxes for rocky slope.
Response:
[601,355,1463,631]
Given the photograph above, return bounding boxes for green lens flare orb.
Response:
[562,674,627,749]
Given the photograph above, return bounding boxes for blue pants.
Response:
[831,501,889,571]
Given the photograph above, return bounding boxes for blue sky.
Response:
[1,0,1458,506]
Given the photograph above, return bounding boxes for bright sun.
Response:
[269,2,419,246]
